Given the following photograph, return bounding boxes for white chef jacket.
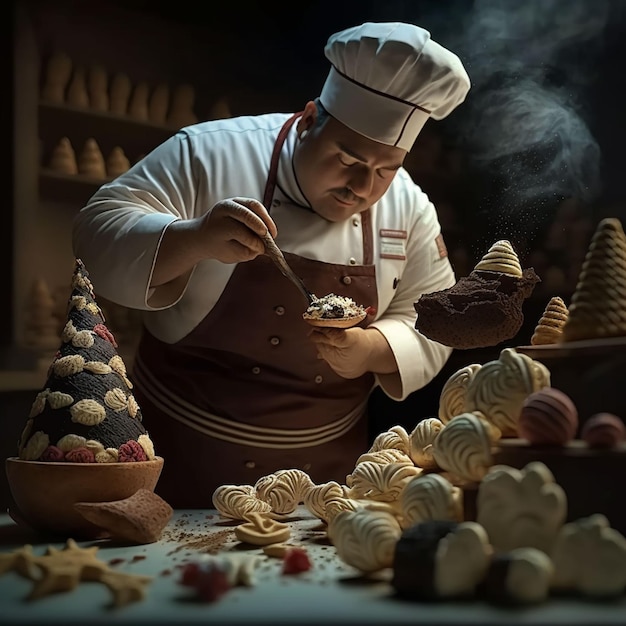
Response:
[72,112,455,401]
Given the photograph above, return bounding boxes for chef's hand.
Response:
[201,197,277,264]
[309,327,397,379]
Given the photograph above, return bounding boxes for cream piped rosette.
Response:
[476,461,567,554]
[212,484,272,520]
[254,468,314,515]
[431,412,501,483]
[367,425,410,456]
[408,417,445,469]
[438,364,482,424]
[346,461,421,503]
[328,508,402,573]
[551,514,626,598]
[530,296,569,346]
[464,347,551,437]
[474,239,523,277]
[302,480,347,522]
[324,497,397,523]
[399,473,463,529]
[355,448,414,467]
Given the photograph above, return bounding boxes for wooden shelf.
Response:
[0,370,46,393]
[39,101,174,163]
[39,169,111,204]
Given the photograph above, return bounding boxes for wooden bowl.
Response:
[5,456,164,538]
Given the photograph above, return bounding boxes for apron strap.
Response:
[263,111,303,208]
[262,110,375,264]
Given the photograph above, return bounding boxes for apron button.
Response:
[348,257,357,265]
[352,218,359,227]
[314,375,323,384]
[270,336,280,346]
[244,460,256,469]
[341,276,352,285]
[252,366,261,374]
[274,305,285,316]
[272,199,281,207]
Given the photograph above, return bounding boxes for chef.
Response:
[72,22,471,507]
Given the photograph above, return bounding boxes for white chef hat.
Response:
[320,22,471,151]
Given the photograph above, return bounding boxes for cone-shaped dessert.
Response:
[18,259,156,463]
[561,217,626,343]
[414,239,540,349]
[530,296,569,345]
[474,240,523,277]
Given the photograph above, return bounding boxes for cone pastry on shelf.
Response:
[530,296,569,346]
[561,217,626,343]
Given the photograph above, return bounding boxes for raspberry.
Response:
[282,547,312,574]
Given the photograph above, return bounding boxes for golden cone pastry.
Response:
[474,240,523,277]
[531,296,569,345]
[561,217,626,342]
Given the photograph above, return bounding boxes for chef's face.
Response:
[293,101,407,222]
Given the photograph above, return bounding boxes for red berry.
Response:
[195,568,231,602]
[282,547,312,574]
[179,562,201,587]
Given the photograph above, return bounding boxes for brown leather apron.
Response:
[132,113,379,507]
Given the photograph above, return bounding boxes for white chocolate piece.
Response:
[211,484,271,520]
[367,425,410,456]
[303,481,345,522]
[234,512,291,546]
[438,364,482,424]
[399,473,463,529]
[194,553,262,587]
[254,468,314,515]
[502,548,554,604]
[551,514,626,597]
[477,462,566,554]
[435,522,492,598]
[346,461,421,502]
[408,417,445,468]
[465,348,551,437]
[328,508,402,573]
[355,448,413,467]
[431,412,499,483]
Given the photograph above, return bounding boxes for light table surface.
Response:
[1,508,625,626]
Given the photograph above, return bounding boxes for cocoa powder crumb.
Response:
[161,528,234,554]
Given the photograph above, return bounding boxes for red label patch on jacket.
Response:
[435,233,448,259]
[380,229,407,260]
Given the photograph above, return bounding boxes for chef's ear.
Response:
[297,101,317,137]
